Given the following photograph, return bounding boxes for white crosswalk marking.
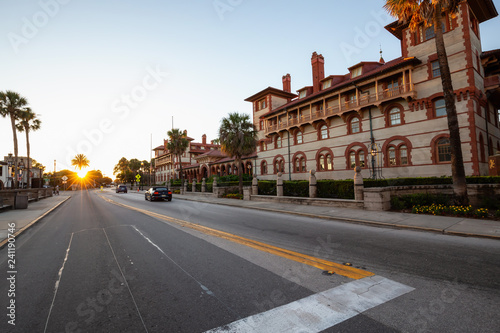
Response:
[205,275,414,333]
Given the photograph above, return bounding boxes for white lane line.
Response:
[205,275,414,333]
[44,233,74,333]
[103,228,149,333]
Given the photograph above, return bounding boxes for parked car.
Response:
[116,185,128,193]
[145,187,172,201]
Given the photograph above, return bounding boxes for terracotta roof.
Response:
[153,145,164,150]
[482,49,500,58]
[261,56,421,118]
[244,87,297,102]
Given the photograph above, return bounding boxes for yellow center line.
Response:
[98,194,374,280]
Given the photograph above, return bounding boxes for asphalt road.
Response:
[1,189,499,332]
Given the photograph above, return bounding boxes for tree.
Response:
[16,108,42,188]
[0,90,29,188]
[71,154,90,170]
[384,0,467,204]
[167,129,189,183]
[218,112,257,195]
[113,157,130,182]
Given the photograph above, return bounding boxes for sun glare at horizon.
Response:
[77,170,88,179]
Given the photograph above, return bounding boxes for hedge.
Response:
[316,180,355,199]
[364,176,500,188]
[283,181,309,197]
[258,180,277,196]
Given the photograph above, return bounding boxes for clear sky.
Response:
[1,0,499,179]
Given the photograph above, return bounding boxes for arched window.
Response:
[348,147,367,169]
[318,151,333,171]
[349,151,356,169]
[276,136,282,149]
[389,147,397,166]
[434,98,446,117]
[350,117,360,133]
[261,161,267,175]
[425,21,445,41]
[296,131,303,144]
[320,125,328,140]
[386,143,410,166]
[389,107,401,125]
[273,157,285,174]
[293,154,307,173]
[437,138,451,162]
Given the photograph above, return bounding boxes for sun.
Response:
[77,170,88,179]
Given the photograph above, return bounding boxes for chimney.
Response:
[202,134,207,144]
[311,52,325,93]
[282,73,291,93]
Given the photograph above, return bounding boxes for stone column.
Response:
[183,180,188,194]
[201,178,206,193]
[277,172,283,197]
[309,169,317,198]
[212,177,217,193]
[252,176,258,196]
[354,166,364,201]
[192,179,197,193]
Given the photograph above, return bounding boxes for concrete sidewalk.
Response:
[0,193,71,248]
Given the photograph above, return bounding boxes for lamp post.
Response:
[7,153,13,189]
[18,159,25,189]
[140,162,144,190]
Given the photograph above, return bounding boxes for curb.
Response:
[174,196,500,240]
[0,196,72,249]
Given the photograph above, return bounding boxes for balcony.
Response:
[265,83,416,135]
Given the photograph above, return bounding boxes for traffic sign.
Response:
[136,174,141,182]
[62,176,68,181]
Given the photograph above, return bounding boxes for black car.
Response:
[116,185,128,193]
[145,187,172,201]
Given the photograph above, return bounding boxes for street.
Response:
[1,189,499,332]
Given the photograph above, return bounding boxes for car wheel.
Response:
[168,198,172,202]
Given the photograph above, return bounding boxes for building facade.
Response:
[247,0,500,181]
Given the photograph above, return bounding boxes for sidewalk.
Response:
[0,193,71,248]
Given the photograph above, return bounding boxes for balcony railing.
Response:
[265,83,416,134]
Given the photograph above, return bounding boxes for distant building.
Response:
[247,0,500,180]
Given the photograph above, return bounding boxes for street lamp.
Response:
[18,159,25,189]
[7,153,13,189]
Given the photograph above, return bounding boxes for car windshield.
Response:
[154,187,167,191]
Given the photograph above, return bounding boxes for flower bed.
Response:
[411,204,498,219]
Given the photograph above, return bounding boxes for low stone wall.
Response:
[363,184,500,211]
[0,188,53,208]
[249,195,364,209]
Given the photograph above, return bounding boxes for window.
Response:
[389,107,401,126]
[274,158,285,174]
[259,120,264,130]
[257,98,267,110]
[320,125,328,139]
[276,136,282,148]
[322,80,332,90]
[299,90,307,98]
[349,152,356,169]
[293,155,307,173]
[359,151,365,167]
[437,138,451,162]
[434,99,446,117]
[318,151,333,171]
[351,117,360,133]
[351,67,362,78]
[424,21,445,41]
[432,60,441,77]
[387,144,409,166]
[296,131,303,144]
[261,161,267,175]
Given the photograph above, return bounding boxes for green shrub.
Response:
[283,181,309,197]
[258,180,277,196]
[364,176,500,188]
[390,193,450,210]
[223,193,243,200]
[317,180,354,199]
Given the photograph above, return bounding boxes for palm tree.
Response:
[167,129,189,183]
[0,90,29,188]
[218,112,257,195]
[16,108,42,188]
[384,0,467,204]
[71,154,90,170]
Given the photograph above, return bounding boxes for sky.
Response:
[1,0,500,179]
